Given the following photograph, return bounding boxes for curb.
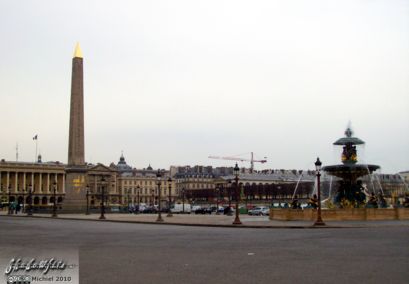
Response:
[0,214,366,229]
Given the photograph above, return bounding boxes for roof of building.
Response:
[115,153,133,173]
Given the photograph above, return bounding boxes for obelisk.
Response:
[68,43,85,166]
[63,43,88,212]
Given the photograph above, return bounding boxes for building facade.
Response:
[0,159,65,208]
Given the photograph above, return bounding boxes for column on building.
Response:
[20,172,27,192]
[47,173,50,194]
[39,172,43,193]
[6,172,10,191]
[54,173,58,193]
[62,174,65,193]
[31,172,34,192]
[14,172,18,193]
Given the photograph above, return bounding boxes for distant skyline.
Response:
[1,0,408,173]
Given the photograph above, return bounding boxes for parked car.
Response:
[194,207,212,214]
[141,206,158,214]
[223,206,235,215]
[248,206,269,216]
[209,206,224,213]
[170,203,192,214]
[192,205,202,212]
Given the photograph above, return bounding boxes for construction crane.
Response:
[208,152,267,173]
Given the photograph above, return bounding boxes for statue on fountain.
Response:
[307,194,318,209]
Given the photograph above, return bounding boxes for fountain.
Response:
[322,126,380,207]
[269,125,409,221]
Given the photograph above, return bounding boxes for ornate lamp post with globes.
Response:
[27,184,33,216]
[136,185,140,214]
[52,181,58,218]
[85,184,90,215]
[182,187,186,213]
[8,185,12,215]
[167,177,173,217]
[232,163,242,225]
[215,185,220,215]
[99,177,107,220]
[156,170,164,222]
[21,184,25,213]
[313,158,326,226]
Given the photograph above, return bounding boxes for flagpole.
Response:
[35,139,38,162]
[33,135,38,162]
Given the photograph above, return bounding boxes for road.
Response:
[0,217,408,284]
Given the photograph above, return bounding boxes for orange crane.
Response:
[208,152,267,173]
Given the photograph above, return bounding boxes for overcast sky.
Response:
[0,0,408,173]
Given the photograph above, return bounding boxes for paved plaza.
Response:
[0,215,408,284]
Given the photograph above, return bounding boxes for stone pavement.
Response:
[1,211,409,228]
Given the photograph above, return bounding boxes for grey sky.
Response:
[0,0,408,173]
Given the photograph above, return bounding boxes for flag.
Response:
[33,135,38,140]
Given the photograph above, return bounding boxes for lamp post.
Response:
[0,183,2,206]
[99,177,106,220]
[27,184,33,216]
[167,177,173,217]
[126,189,131,212]
[215,185,220,215]
[8,185,12,215]
[136,185,140,214]
[314,158,325,226]
[182,188,185,213]
[85,185,90,215]
[21,184,25,213]
[232,163,242,225]
[151,188,154,207]
[156,170,164,222]
[52,182,58,218]
[227,180,232,216]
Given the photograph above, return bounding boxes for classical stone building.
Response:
[112,154,178,207]
[0,159,65,209]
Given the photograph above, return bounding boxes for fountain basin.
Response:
[322,164,380,180]
[269,208,409,221]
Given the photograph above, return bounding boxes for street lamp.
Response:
[151,188,155,207]
[314,157,325,226]
[27,184,33,216]
[126,189,131,211]
[215,185,220,215]
[233,163,242,225]
[0,183,3,212]
[85,185,90,215]
[52,182,58,218]
[7,185,12,215]
[99,177,106,220]
[167,177,173,217]
[156,170,164,222]
[182,187,186,213]
[20,184,25,213]
[136,185,140,214]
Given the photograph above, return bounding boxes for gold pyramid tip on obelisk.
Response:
[73,43,83,58]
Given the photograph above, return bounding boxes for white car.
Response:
[170,203,191,213]
[248,206,269,216]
